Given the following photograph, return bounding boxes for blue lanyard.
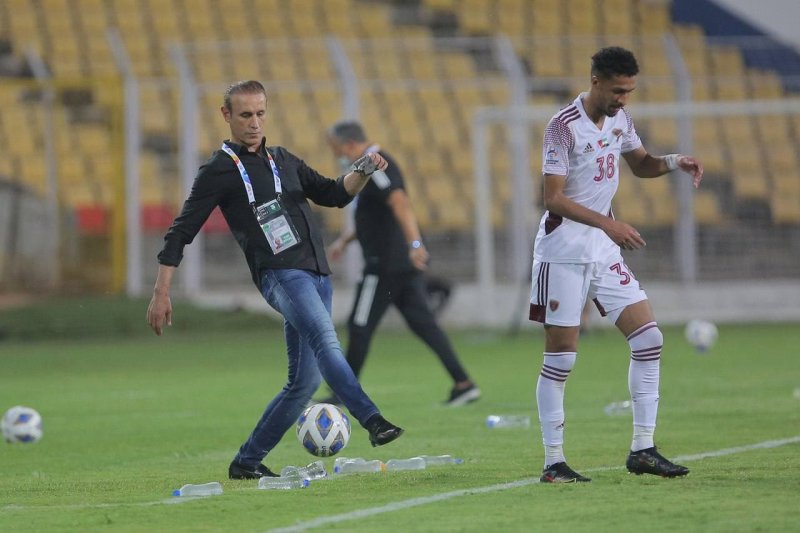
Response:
[221,142,283,206]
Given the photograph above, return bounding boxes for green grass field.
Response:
[1,298,799,532]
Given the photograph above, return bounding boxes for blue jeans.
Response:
[235,268,380,466]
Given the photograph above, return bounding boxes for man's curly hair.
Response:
[591,47,639,79]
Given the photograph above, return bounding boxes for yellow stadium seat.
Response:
[719,116,754,144]
[754,115,791,144]
[715,77,749,100]
[748,71,784,98]
[709,47,745,75]
[765,144,798,177]
[770,190,800,223]
[732,170,769,200]
[693,190,723,225]
[697,146,728,175]
[637,2,671,33]
[601,1,634,35]
[567,0,599,35]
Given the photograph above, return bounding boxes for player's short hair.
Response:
[223,80,267,110]
[591,47,639,79]
[328,120,367,143]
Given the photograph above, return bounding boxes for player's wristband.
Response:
[409,240,423,250]
[664,154,681,171]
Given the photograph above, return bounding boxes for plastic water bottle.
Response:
[280,460,327,480]
[333,458,385,474]
[257,476,310,490]
[603,400,632,416]
[172,482,223,497]
[385,457,426,471]
[485,415,531,428]
[793,387,800,400]
[419,454,464,466]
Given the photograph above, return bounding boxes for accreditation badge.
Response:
[255,199,300,255]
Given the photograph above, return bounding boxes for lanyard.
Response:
[221,142,282,207]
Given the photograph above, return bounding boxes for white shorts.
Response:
[529,254,647,327]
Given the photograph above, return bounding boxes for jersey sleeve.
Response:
[621,109,643,153]
[542,117,574,176]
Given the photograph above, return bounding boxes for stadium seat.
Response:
[693,190,723,225]
[770,190,800,223]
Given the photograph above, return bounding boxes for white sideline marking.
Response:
[264,435,800,533]
[1,436,798,516]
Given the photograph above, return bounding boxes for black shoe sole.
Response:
[369,427,404,447]
[627,468,689,478]
[228,463,278,479]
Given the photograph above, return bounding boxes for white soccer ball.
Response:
[296,403,350,457]
[2,406,43,444]
[684,320,718,352]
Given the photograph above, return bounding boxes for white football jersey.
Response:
[533,93,642,263]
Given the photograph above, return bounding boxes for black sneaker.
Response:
[228,461,279,480]
[626,447,690,478]
[444,384,482,407]
[540,462,591,483]
[365,414,404,447]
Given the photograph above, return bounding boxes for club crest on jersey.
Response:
[597,137,610,148]
[549,299,560,312]
[545,146,560,165]
[582,142,594,154]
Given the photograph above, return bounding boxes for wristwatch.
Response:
[410,240,423,249]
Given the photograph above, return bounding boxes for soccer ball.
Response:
[296,403,350,457]
[684,320,718,352]
[2,406,43,443]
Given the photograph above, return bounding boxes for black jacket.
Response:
[158,139,353,288]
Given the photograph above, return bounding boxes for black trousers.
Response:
[345,269,470,384]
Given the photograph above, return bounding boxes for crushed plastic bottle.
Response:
[280,460,327,480]
[257,476,310,490]
[603,400,632,416]
[333,457,385,474]
[419,454,464,466]
[485,415,531,428]
[172,482,223,497]
[385,457,426,471]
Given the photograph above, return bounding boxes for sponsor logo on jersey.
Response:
[612,128,623,141]
[583,142,594,154]
[545,146,560,165]
[597,137,610,148]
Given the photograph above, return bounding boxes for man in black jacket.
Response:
[320,121,480,407]
[146,81,403,480]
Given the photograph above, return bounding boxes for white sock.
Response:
[536,351,576,467]
[627,322,662,452]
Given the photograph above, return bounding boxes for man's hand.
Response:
[677,155,704,188]
[351,152,388,176]
[409,244,429,271]
[327,237,349,262]
[147,291,172,336]
[602,219,646,251]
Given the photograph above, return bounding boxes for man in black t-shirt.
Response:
[320,121,480,406]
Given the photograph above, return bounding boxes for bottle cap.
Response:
[302,479,310,487]
[172,489,181,497]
